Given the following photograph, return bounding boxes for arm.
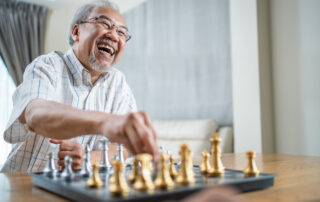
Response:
[20,99,158,159]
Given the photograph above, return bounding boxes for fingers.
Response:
[54,139,84,169]
[49,139,63,144]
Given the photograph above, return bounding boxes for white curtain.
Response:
[117,0,232,126]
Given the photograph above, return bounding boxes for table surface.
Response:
[1,153,320,202]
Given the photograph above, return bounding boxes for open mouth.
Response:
[97,44,115,56]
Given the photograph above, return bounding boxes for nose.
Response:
[105,26,119,42]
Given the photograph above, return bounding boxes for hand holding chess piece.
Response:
[243,151,259,177]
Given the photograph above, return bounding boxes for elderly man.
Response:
[1,1,158,172]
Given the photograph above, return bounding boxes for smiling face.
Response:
[71,6,127,73]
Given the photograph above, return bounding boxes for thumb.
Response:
[50,139,63,144]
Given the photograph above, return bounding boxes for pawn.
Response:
[169,155,178,180]
[243,151,259,177]
[87,162,104,188]
[129,158,139,184]
[43,152,57,178]
[175,144,195,186]
[109,160,130,197]
[60,155,74,181]
[208,133,225,177]
[133,153,154,193]
[154,152,174,190]
[80,145,92,177]
[200,150,211,175]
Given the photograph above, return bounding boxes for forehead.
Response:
[88,6,126,26]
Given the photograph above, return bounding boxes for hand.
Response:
[100,111,159,160]
[50,139,84,169]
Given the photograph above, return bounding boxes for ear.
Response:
[71,24,80,43]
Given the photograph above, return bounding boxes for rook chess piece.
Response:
[80,145,92,177]
[154,152,174,190]
[169,155,178,180]
[109,160,130,197]
[243,151,259,177]
[60,155,74,181]
[200,150,211,175]
[175,144,195,186]
[133,153,155,193]
[87,162,104,188]
[208,133,225,177]
[129,158,139,184]
[100,139,112,171]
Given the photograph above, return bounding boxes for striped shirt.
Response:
[1,49,137,172]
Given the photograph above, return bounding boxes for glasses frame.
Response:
[79,15,132,42]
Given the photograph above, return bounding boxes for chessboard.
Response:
[31,165,276,202]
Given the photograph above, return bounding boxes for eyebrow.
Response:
[98,15,129,31]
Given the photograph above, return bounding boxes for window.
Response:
[0,57,15,168]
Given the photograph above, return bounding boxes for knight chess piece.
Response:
[87,162,104,188]
[154,152,174,190]
[43,152,57,178]
[60,155,74,181]
[129,158,139,184]
[243,151,260,177]
[108,160,130,197]
[208,133,225,177]
[100,139,112,171]
[133,153,155,193]
[200,150,211,175]
[80,145,92,177]
[169,155,178,180]
[175,144,195,186]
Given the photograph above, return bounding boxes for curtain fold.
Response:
[0,0,48,85]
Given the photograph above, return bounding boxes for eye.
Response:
[101,20,112,29]
[117,30,126,36]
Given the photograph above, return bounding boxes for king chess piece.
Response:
[243,151,260,177]
[208,133,225,177]
[175,144,195,186]
[154,152,174,190]
[87,162,104,188]
[108,160,130,197]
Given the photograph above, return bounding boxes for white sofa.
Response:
[152,119,233,157]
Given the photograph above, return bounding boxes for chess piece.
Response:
[100,139,112,171]
[60,155,74,181]
[175,144,195,186]
[43,152,58,178]
[109,160,130,197]
[87,162,104,188]
[208,133,225,177]
[243,151,259,177]
[200,150,211,175]
[169,155,178,179]
[80,145,92,177]
[117,144,124,164]
[129,158,139,184]
[154,152,174,190]
[133,153,155,193]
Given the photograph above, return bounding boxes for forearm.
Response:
[22,99,111,139]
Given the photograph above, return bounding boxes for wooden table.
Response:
[1,154,320,202]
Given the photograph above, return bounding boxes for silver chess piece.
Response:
[61,155,74,181]
[100,139,112,171]
[80,144,92,177]
[117,144,124,164]
[43,152,57,178]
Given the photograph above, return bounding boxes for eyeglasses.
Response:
[79,15,132,42]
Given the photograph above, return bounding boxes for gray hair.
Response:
[68,0,119,46]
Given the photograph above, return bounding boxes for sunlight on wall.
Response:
[0,57,15,169]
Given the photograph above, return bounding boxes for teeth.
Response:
[98,44,115,55]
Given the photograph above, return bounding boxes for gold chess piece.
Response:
[86,162,103,189]
[169,155,178,179]
[200,150,211,175]
[154,152,174,190]
[129,158,139,184]
[108,160,130,197]
[133,153,155,193]
[175,143,195,186]
[243,151,260,177]
[208,133,225,177]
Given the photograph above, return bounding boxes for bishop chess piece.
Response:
[243,151,259,177]
[129,158,139,184]
[100,139,112,171]
[175,144,195,186]
[60,155,74,181]
[208,133,225,177]
[154,152,174,190]
[43,152,57,178]
[80,145,92,177]
[169,155,178,179]
[108,160,130,197]
[200,150,211,175]
[117,144,124,164]
[87,162,104,188]
[133,153,155,193]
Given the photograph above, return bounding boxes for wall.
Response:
[271,0,320,156]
